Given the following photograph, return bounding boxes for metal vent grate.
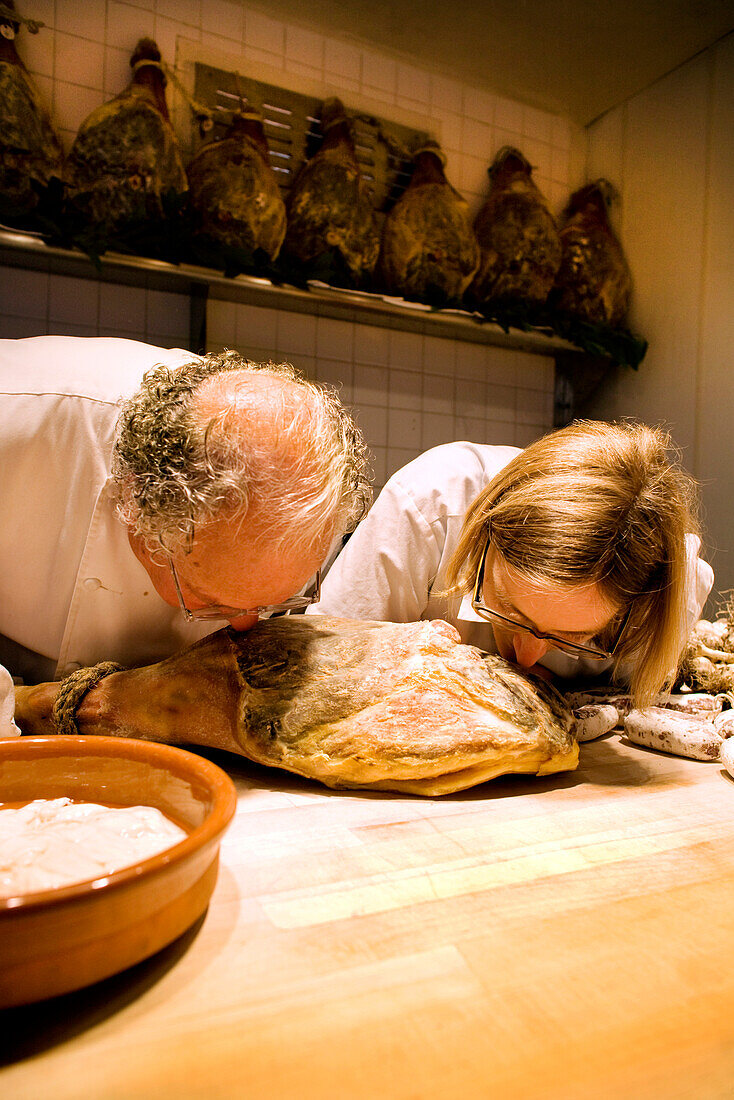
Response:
[192,63,431,213]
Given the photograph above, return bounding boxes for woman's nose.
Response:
[226,613,260,632]
[512,631,552,667]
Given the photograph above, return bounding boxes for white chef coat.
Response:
[0,336,219,683]
[308,440,715,682]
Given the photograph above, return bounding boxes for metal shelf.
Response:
[0,229,609,423]
[0,228,579,355]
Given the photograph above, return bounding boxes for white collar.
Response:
[457,593,487,623]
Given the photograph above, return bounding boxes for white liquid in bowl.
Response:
[0,797,188,896]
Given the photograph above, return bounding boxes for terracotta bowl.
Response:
[0,735,237,1008]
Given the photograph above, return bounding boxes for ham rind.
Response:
[16,616,579,796]
[226,617,577,794]
[282,99,380,285]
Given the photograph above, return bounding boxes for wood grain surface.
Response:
[3,733,734,1099]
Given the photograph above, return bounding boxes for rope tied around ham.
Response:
[52,662,124,737]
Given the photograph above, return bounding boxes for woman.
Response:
[308,421,714,706]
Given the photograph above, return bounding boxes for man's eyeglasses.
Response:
[471,537,626,661]
[168,557,321,623]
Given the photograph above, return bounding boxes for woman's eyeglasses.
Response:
[471,537,627,661]
[168,557,321,623]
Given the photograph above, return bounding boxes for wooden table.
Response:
[3,734,734,1099]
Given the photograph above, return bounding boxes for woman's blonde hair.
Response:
[445,420,701,706]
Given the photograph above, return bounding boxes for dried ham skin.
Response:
[469,146,561,308]
[0,53,63,220]
[186,113,286,261]
[63,39,186,241]
[377,144,480,305]
[551,180,632,327]
[282,98,380,284]
[111,616,578,796]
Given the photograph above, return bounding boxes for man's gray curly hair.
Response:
[111,350,372,556]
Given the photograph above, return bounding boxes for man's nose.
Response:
[512,631,552,667]
[226,613,260,632]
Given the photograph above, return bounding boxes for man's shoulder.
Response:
[0,337,197,404]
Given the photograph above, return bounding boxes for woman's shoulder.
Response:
[371,441,522,531]
[390,441,521,497]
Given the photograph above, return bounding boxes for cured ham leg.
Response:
[63,38,187,244]
[14,617,579,796]
[550,180,632,327]
[376,141,479,305]
[281,98,380,285]
[469,146,561,309]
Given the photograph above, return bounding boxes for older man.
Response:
[0,336,370,688]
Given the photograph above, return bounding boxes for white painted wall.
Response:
[584,33,734,607]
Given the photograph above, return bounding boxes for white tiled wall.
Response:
[1,0,582,489]
[206,300,554,487]
[0,265,191,347]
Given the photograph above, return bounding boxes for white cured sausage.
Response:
[572,704,620,742]
[624,707,723,761]
[720,737,734,779]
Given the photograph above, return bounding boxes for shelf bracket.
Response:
[553,351,612,426]
[189,282,209,354]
